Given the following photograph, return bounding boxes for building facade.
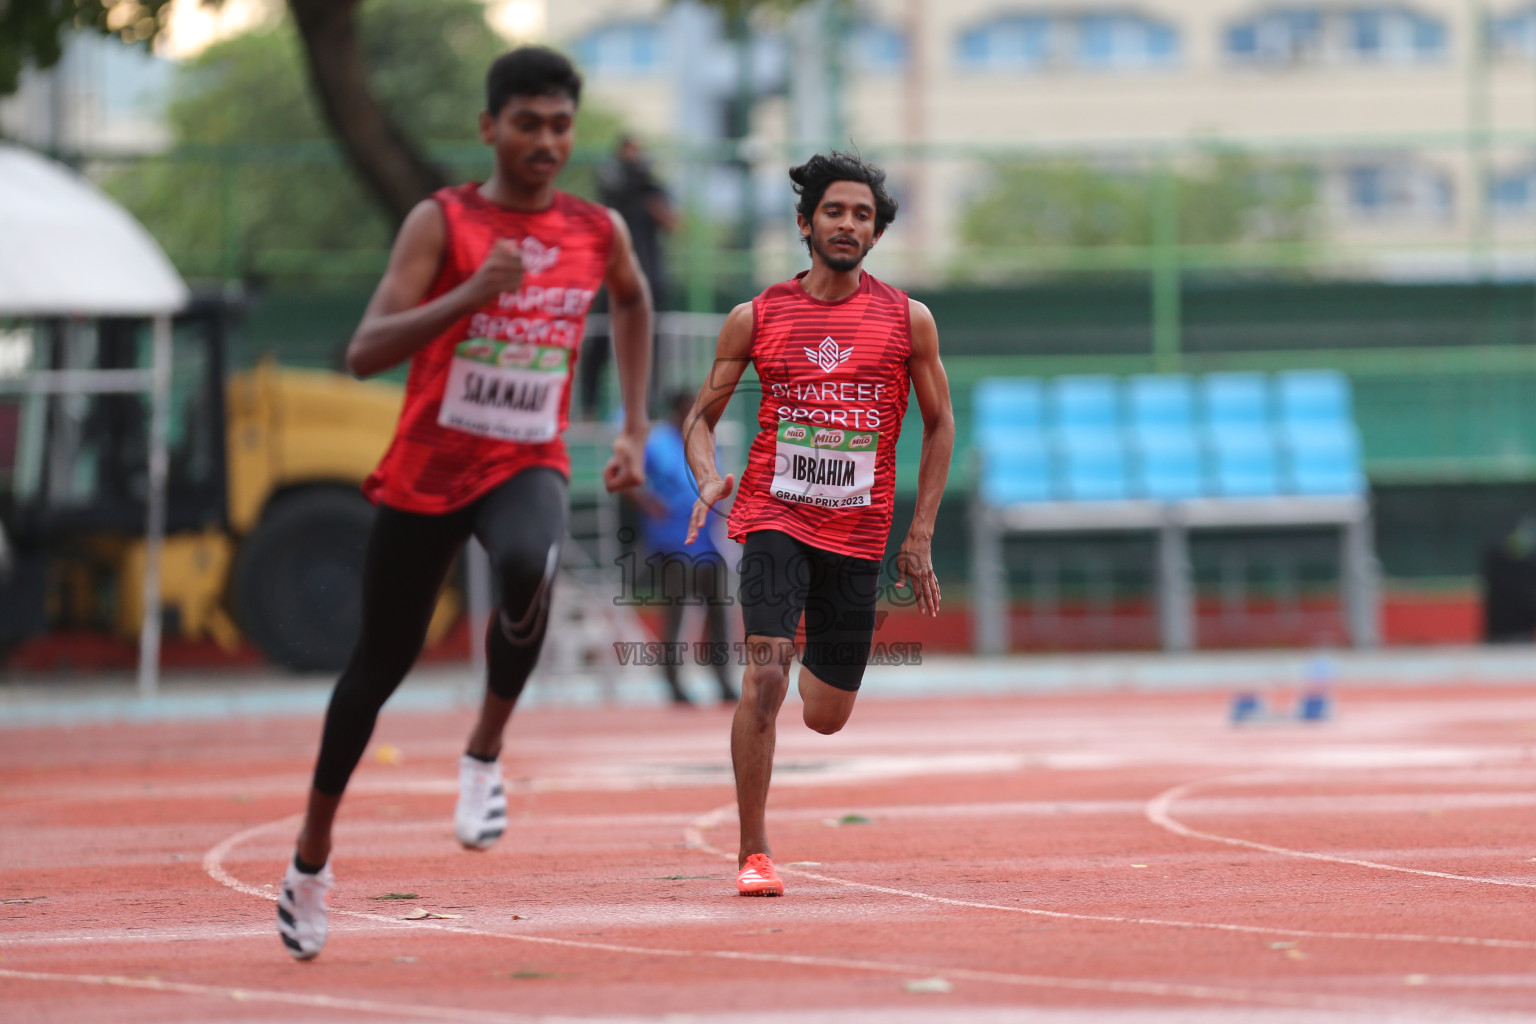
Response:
[547,0,1536,285]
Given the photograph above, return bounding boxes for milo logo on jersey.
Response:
[438,338,568,443]
[770,420,881,509]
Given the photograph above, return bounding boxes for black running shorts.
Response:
[738,529,882,692]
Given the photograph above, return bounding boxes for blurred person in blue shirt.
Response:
[628,391,739,705]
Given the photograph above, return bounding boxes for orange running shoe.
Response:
[737,853,785,896]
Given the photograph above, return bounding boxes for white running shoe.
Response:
[455,754,507,850]
[277,859,332,960]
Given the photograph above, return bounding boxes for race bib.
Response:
[438,338,567,443]
[770,421,880,509]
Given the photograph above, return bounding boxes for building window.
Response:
[571,21,664,77]
[1342,162,1453,220]
[1346,8,1444,60]
[1490,7,1536,58]
[1077,14,1179,67]
[1490,166,1536,213]
[958,15,1055,70]
[1226,10,1323,62]
[851,22,908,72]
[957,11,1179,71]
[1226,7,1446,65]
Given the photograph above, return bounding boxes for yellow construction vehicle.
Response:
[0,298,459,671]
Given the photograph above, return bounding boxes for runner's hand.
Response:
[603,429,646,493]
[685,475,734,545]
[895,535,941,617]
[464,239,524,307]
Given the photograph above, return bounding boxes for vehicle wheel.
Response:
[232,488,375,672]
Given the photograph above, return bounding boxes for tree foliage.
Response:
[960,151,1318,254]
[0,0,176,96]
[104,0,619,281]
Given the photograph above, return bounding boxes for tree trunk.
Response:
[286,0,445,225]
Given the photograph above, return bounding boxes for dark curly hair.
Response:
[486,47,582,114]
[789,151,899,252]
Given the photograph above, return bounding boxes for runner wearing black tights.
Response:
[310,468,567,797]
[276,47,653,962]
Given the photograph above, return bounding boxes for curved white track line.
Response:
[0,967,538,1023]
[1145,775,1536,890]
[197,810,1374,1012]
[684,803,1536,952]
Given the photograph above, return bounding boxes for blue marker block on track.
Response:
[1297,691,1332,722]
[1230,692,1264,724]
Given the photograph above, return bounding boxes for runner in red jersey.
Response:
[682,153,956,896]
[276,48,652,961]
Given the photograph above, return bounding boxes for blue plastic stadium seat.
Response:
[1200,372,1280,497]
[1276,369,1352,427]
[1128,376,1201,498]
[1046,376,1128,501]
[1208,427,1282,498]
[1052,375,1120,430]
[980,435,1054,504]
[1274,371,1365,496]
[973,378,1045,445]
[1134,427,1205,499]
[973,379,1052,503]
[1284,423,1366,496]
[1202,372,1271,428]
[1057,428,1129,501]
[1128,374,1194,429]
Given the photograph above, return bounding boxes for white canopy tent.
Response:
[0,143,190,696]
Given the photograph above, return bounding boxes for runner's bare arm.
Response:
[897,299,955,617]
[683,302,753,545]
[602,209,653,492]
[346,199,524,379]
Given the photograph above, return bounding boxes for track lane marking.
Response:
[1145,774,1536,890]
[195,812,1406,1013]
[0,967,545,1023]
[683,803,1536,952]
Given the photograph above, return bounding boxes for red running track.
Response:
[6,685,1536,1022]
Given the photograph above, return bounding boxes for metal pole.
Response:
[1155,516,1194,651]
[1150,165,1182,372]
[903,0,928,276]
[971,496,1007,655]
[1469,0,1493,280]
[136,314,172,698]
[1341,512,1381,648]
[824,0,848,147]
[220,149,239,284]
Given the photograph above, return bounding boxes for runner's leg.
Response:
[734,634,795,863]
[463,468,569,759]
[733,531,809,865]
[660,554,691,703]
[700,556,739,701]
[297,504,472,866]
[799,545,880,734]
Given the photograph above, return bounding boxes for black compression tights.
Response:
[311,468,568,796]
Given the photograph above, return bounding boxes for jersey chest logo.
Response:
[520,237,561,277]
[804,336,853,373]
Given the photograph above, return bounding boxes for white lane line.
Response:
[0,967,542,1023]
[197,812,1384,1012]
[0,920,416,948]
[683,804,1536,952]
[1144,775,1536,890]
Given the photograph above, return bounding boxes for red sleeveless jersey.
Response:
[363,184,613,513]
[727,270,913,560]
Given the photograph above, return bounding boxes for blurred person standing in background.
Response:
[585,135,676,416]
[628,391,740,706]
